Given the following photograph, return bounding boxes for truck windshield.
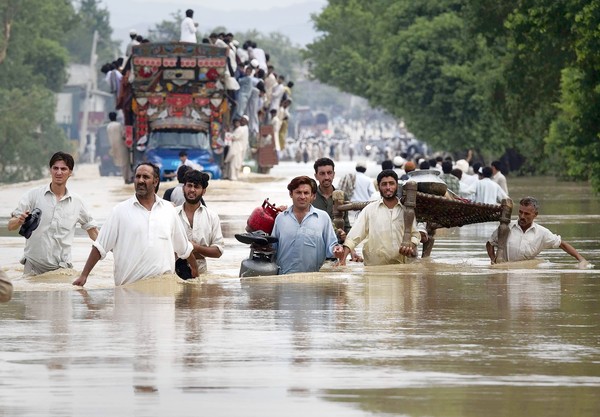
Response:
[147,130,211,150]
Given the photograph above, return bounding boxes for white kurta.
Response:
[93,196,193,286]
[180,17,197,43]
[344,198,420,265]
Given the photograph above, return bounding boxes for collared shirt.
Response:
[351,172,375,202]
[93,195,193,286]
[468,178,508,205]
[344,198,420,266]
[12,184,97,274]
[488,222,561,262]
[272,205,338,275]
[175,204,224,274]
[313,187,351,234]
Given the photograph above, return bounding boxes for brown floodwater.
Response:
[0,161,599,417]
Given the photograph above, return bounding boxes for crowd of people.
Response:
[101,9,295,183]
[4,148,588,287]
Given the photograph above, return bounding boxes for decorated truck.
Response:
[126,42,229,180]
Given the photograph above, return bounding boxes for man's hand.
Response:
[336,228,346,242]
[72,275,88,287]
[399,244,417,257]
[349,249,363,263]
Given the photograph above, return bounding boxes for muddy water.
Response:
[1,161,599,417]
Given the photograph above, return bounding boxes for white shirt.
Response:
[468,178,507,204]
[344,198,420,265]
[175,205,224,273]
[351,172,375,202]
[493,171,509,194]
[489,222,561,262]
[93,195,193,286]
[180,17,197,43]
[12,184,97,274]
[170,185,185,206]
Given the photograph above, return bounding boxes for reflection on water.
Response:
[1,169,599,416]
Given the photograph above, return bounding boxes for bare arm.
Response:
[86,227,99,241]
[559,241,586,262]
[192,242,222,259]
[72,247,102,287]
[7,212,28,231]
[337,246,351,266]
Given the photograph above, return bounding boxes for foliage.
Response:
[0,0,76,183]
[306,0,600,192]
[148,11,183,43]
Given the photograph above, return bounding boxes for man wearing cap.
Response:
[351,161,376,202]
[180,9,198,43]
[8,152,98,276]
[125,29,139,57]
[486,196,587,266]
[339,169,420,266]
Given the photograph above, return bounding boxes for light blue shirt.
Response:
[272,205,338,275]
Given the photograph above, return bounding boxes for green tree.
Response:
[148,11,183,43]
[0,0,75,183]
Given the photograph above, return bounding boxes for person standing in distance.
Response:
[73,163,197,287]
[8,152,98,276]
[180,9,198,43]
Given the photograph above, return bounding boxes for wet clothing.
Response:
[175,205,224,274]
[344,197,420,266]
[13,184,97,275]
[488,222,561,262]
[272,206,338,275]
[93,195,193,286]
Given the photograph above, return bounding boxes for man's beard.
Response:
[185,195,202,205]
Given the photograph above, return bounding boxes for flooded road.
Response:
[1,161,599,416]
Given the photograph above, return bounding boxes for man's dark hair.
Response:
[491,160,503,171]
[451,168,463,180]
[108,112,117,122]
[481,166,493,178]
[419,160,430,170]
[356,165,367,173]
[183,169,209,189]
[441,160,453,174]
[49,152,74,171]
[287,175,316,194]
[178,150,188,158]
[185,9,193,17]
[472,162,483,175]
[313,157,334,173]
[176,165,192,183]
[287,81,294,88]
[520,196,539,212]
[256,68,265,79]
[381,160,394,170]
[377,169,398,185]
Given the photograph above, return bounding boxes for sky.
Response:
[99,0,327,48]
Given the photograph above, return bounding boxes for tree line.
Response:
[305,0,600,192]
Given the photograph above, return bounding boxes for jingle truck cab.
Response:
[127,42,229,180]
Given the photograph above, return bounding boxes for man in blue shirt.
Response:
[271,176,342,274]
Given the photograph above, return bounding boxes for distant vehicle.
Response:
[127,42,227,180]
[145,130,220,180]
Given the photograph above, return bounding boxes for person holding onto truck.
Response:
[180,9,198,43]
[72,163,197,287]
[8,152,99,276]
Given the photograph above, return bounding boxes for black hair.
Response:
[185,9,193,17]
[183,170,209,189]
[176,165,192,183]
[441,160,453,174]
[49,151,74,171]
[377,169,398,185]
[313,157,335,173]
